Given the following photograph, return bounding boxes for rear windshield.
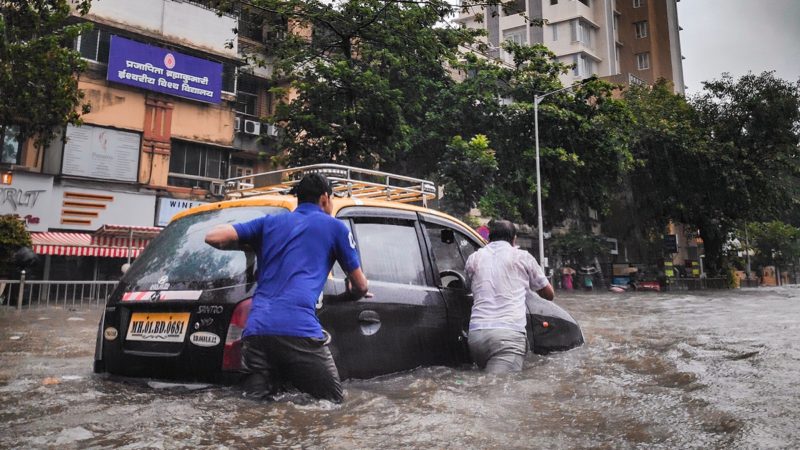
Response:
[122,206,288,290]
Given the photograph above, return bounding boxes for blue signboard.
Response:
[107,35,222,104]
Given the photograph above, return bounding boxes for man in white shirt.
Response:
[465,220,554,373]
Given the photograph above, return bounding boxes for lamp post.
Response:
[533,78,595,268]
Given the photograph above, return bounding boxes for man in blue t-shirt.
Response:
[205,173,369,402]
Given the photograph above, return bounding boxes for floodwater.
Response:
[1,288,799,449]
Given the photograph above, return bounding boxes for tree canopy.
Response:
[0,0,92,152]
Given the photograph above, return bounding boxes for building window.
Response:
[168,140,229,189]
[75,28,111,63]
[2,126,21,165]
[235,74,261,117]
[579,0,590,5]
[571,19,593,47]
[633,0,643,8]
[636,52,650,70]
[572,53,595,77]
[222,64,237,94]
[502,28,526,63]
[635,20,648,38]
[550,0,558,4]
[614,45,621,74]
[552,23,558,41]
[231,157,256,184]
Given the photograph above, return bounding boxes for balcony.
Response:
[79,0,238,59]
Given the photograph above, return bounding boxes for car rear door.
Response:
[419,214,482,365]
[319,207,450,379]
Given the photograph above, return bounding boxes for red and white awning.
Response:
[31,225,162,258]
[92,224,162,248]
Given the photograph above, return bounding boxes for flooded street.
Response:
[2,287,799,449]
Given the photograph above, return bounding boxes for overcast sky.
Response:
[677,0,800,95]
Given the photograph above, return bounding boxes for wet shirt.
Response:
[233,203,360,338]
[465,241,549,332]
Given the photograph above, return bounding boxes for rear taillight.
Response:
[222,298,252,371]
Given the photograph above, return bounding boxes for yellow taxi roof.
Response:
[171,194,484,242]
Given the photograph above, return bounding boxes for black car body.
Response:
[94,196,584,382]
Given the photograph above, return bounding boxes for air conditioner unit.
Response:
[243,119,261,135]
[234,117,242,132]
[210,182,226,197]
[265,124,279,137]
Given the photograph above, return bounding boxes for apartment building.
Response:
[0,0,280,280]
[456,0,684,93]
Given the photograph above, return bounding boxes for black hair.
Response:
[488,219,516,243]
[295,172,333,204]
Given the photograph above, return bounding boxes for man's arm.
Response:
[526,252,555,301]
[204,225,240,250]
[346,267,370,299]
[536,284,555,301]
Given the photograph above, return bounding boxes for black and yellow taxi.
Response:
[93,165,583,382]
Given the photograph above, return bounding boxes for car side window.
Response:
[425,223,481,288]
[352,218,426,286]
[426,224,466,273]
[456,233,479,262]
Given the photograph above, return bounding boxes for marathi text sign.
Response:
[107,35,222,104]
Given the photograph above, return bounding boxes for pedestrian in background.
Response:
[561,266,575,290]
[465,220,554,373]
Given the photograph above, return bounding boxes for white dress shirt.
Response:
[465,240,549,332]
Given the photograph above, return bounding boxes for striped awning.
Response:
[31,231,152,258]
[92,224,162,248]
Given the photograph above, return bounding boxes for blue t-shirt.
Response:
[232,203,361,338]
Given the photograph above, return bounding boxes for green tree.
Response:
[249,0,479,170]
[0,1,93,155]
[437,134,497,216]
[461,42,634,227]
[689,72,800,273]
[604,79,703,263]
[549,230,609,267]
[0,214,32,278]
[746,221,800,269]
[615,74,800,275]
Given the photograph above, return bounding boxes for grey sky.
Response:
[677,0,800,95]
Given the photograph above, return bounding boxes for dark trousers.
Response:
[241,334,343,403]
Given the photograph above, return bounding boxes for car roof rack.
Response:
[221,163,439,207]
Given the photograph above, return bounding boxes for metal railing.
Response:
[666,277,729,291]
[0,274,116,310]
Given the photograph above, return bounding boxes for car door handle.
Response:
[357,310,381,336]
[358,310,380,324]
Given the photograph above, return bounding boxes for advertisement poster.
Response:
[63,125,140,182]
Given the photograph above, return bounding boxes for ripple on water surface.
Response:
[1,289,800,448]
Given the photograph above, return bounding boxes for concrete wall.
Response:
[84,0,238,58]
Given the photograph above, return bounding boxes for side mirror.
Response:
[440,229,455,244]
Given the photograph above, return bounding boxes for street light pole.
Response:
[533,78,595,269]
[534,96,544,267]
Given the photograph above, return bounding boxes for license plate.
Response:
[126,312,190,343]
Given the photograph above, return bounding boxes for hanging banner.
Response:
[107,35,222,104]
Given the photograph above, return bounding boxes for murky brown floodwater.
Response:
[2,287,799,449]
